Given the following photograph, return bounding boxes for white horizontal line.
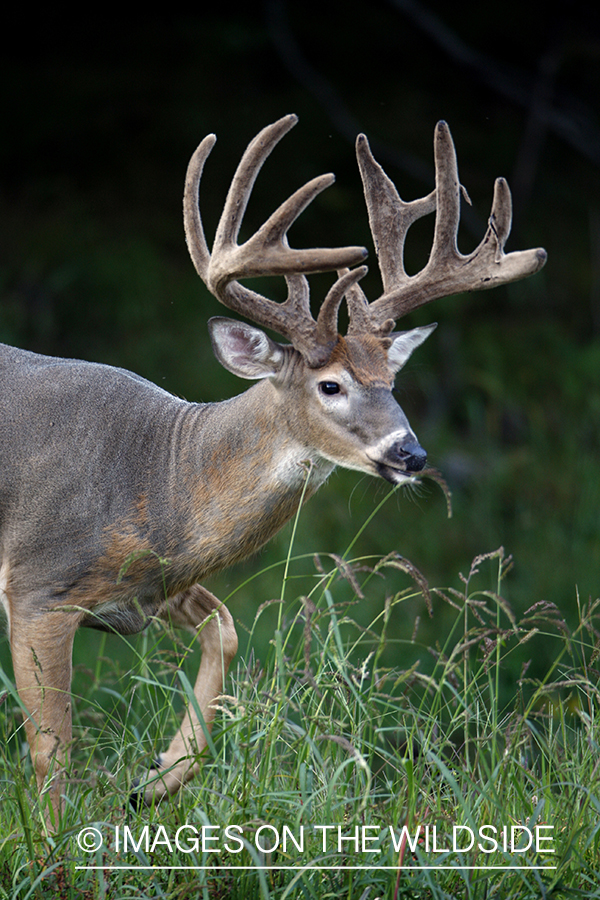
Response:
[76,864,557,872]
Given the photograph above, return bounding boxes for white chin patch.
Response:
[390,470,417,485]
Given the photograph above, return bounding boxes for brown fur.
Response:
[328,335,393,386]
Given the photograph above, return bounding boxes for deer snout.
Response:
[393,439,427,473]
[367,430,428,482]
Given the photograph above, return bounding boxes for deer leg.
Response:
[10,607,79,826]
[142,584,238,802]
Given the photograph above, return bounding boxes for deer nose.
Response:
[398,439,427,472]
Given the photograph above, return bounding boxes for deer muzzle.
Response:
[395,439,427,473]
[371,437,427,483]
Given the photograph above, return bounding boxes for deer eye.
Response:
[319,380,341,396]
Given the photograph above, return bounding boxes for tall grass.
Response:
[0,535,598,897]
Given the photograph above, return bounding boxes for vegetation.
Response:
[0,533,598,898]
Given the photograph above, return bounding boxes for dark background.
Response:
[1,2,599,676]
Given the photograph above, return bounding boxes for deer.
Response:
[0,114,546,824]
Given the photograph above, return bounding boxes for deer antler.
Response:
[184,114,368,366]
[186,116,546,361]
[346,120,547,336]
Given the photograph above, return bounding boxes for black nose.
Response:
[399,440,427,472]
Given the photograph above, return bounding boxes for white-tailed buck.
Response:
[0,115,546,822]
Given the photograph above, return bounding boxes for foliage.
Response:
[0,547,598,898]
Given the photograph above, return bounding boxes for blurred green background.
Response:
[0,2,598,681]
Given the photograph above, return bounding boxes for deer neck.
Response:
[174,379,334,577]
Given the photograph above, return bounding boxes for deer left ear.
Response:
[387,323,437,374]
[208,317,286,379]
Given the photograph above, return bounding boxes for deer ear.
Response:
[209,317,285,379]
[387,323,437,374]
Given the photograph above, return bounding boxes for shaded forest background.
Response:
[0,1,599,680]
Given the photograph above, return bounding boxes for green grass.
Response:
[0,520,598,898]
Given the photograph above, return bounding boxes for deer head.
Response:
[183,114,546,484]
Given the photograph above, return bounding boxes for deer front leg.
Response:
[10,608,79,826]
[142,584,238,803]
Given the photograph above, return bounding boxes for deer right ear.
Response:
[387,323,437,374]
[208,317,286,380]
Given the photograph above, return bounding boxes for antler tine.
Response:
[315,266,369,346]
[183,133,216,281]
[212,115,297,257]
[350,121,547,332]
[184,114,368,365]
[354,132,436,299]
[347,132,436,336]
